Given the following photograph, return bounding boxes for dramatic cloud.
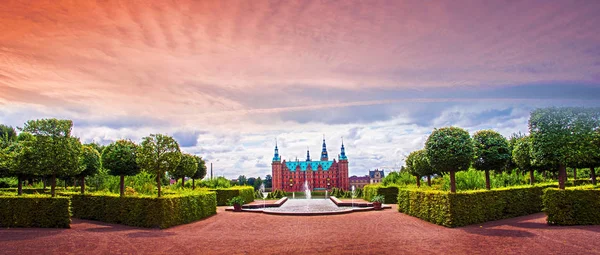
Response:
[1,0,599,178]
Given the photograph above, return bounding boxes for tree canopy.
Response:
[137,134,182,197]
[102,140,141,196]
[425,127,473,192]
[171,153,198,187]
[191,156,207,180]
[472,130,511,190]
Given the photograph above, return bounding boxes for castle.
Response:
[271,138,349,192]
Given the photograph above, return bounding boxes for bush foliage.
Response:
[71,191,216,229]
[543,186,600,225]
[0,194,70,228]
[398,184,556,227]
[364,185,399,204]
[210,186,254,206]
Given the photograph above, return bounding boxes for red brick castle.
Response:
[272,138,349,192]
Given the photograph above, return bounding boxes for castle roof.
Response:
[369,169,385,178]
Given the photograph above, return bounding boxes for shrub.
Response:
[71,191,217,229]
[267,189,286,199]
[398,184,556,227]
[227,196,245,206]
[371,195,385,203]
[0,194,70,228]
[210,186,254,206]
[364,185,399,204]
[543,186,600,225]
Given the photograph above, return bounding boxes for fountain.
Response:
[303,180,311,199]
[259,183,268,209]
[351,185,355,208]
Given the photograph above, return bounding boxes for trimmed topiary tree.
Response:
[78,145,101,194]
[512,136,535,185]
[413,149,436,186]
[191,156,207,189]
[170,153,198,188]
[137,134,182,197]
[405,150,422,187]
[425,127,474,193]
[102,140,141,197]
[4,133,38,195]
[21,119,83,197]
[472,130,511,190]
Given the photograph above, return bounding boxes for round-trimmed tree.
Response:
[512,136,535,185]
[425,127,474,193]
[170,153,197,188]
[78,145,101,194]
[4,133,38,195]
[191,156,207,189]
[102,140,141,197]
[137,134,182,197]
[472,130,511,190]
[412,149,436,186]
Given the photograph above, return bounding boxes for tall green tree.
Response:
[21,119,82,197]
[137,134,182,197]
[405,150,422,187]
[102,140,141,197]
[170,153,198,188]
[254,177,263,191]
[237,175,247,185]
[472,130,511,190]
[4,133,38,195]
[191,156,207,189]
[413,149,436,186]
[425,127,474,193]
[529,107,600,190]
[264,174,272,189]
[78,145,101,194]
[0,124,17,149]
[512,136,535,185]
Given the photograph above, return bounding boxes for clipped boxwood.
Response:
[364,185,399,204]
[71,191,217,229]
[0,195,70,228]
[398,184,556,227]
[543,186,600,225]
[210,186,254,206]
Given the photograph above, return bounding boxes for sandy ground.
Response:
[1,205,599,255]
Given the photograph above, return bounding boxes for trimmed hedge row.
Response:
[543,186,600,225]
[364,185,399,204]
[210,186,254,206]
[71,191,217,229]
[398,184,556,227]
[0,195,70,228]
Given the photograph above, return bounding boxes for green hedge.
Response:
[71,191,216,229]
[0,195,70,228]
[398,184,556,227]
[364,185,399,204]
[210,186,254,206]
[543,186,600,225]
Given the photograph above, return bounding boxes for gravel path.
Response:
[1,205,599,255]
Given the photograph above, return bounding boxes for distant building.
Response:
[349,175,370,189]
[369,169,385,184]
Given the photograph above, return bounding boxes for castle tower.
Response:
[320,136,329,161]
[338,139,349,190]
[272,141,282,191]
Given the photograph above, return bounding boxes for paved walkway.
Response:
[1,205,599,254]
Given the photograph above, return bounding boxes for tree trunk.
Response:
[157,175,162,198]
[416,176,421,187]
[450,171,456,193]
[51,174,56,197]
[427,175,431,186]
[573,168,577,182]
[17,176,23,196]
[182,177,185,188]
[64,179,67,189]
[558,165,566,190]
[529,169,535,185]
[591,167,596,185]
[485,170,491,190]
[542,170,547,180]
[81,176,85,194]
[120,175,125,197]
[192,179,195,190]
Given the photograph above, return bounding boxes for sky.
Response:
[1,0,599,179]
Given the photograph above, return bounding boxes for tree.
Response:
[413,149,436,186]
[137,134,182,197]
[512,136,535,185]
[78,145,101,194]
[170,153,198,188]
[505,132,525,171]
[21,119,83,197]
[472,130,511,190]
[86,142,105,155]
[405,150,421,187]
[237,175,247,185]
[191,156,207,189]
[529,107,600,190]
[247,177,256,187]
[0,124,17,149]
[425,127,474,193]
[254,177,263,191]
[264,174,272,189]
[102,140,141,197]
[4,133,38,195]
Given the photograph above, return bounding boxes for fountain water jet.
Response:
[303,181,311,199]
[259,183,268,209]
[351,185,356,208]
